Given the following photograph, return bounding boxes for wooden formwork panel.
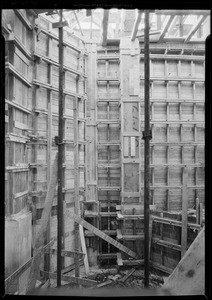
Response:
[65,72,77,92]
[123,103,139,132]
[124,164,139,192]
[37,88,49,110]
[64,47,78,70]
[97,124,120,142]
[98,84,120,99]
[98,191,120,201]
[98,167,121,186]
[98,145,120,163]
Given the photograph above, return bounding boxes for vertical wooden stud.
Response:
[181,166,188,258]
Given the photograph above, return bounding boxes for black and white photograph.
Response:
[2,6,211,297]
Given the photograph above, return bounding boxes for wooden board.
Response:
[162,227,204,295]
[65,209,139,259]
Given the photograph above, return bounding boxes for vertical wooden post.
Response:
[181,166,188,258]
[196,197,200,224]
[57,9,64,287]
[44,24,53,278]
[79,225,90,275]
[74,96,80,278]
[143,9,151,288]
[199,202,203,227]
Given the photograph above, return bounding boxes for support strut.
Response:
[57,9,64,287]
[143,9,151,288]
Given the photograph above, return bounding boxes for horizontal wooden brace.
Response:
[121,192,140,197]
[117,229,144,241]
[123,159,140,164]
[33,52,87,78]
[98,186,121,191]
[140,53,205,61]
[121,259,144,266]
[98,164,121,168]
[123,132,140,137]
[98,142,121,146]
[33,25,88,55]
[5,99,32,114]
[152,216,201,230]
[5,133,29,144]
[98,253,117,259]
[117,213,144,220]
[5,62,32,87]
[33,79,86,99]
[52,20,69,28]
[45,248,85,258]
[40,271,97,287]
[141,76,204,82]
[14,9,33,30]
[14,190,29,199]
[97,55,120,61]
[97,99,120,102]
[155,10,210,15]
[150,261,173,274]
[152,237,181,251]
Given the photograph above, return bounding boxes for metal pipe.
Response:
[144,9,150,288]
[57,8,64,287]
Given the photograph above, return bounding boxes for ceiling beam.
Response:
[102,9,109,46]
[155,10,210,15]
[131,10,143,41]
[184,15,208,42]
[158,15,175,43]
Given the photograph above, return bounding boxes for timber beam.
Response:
[65,209,140,259]
[155,10,210,15]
